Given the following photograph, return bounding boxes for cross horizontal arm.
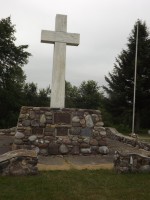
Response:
[41,30,80,46]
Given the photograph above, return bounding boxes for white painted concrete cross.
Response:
[41,14,80,108]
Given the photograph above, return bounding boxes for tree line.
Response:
[0,17,150,133]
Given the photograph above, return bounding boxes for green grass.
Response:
[0,170,150,200]
[136,132,150,143]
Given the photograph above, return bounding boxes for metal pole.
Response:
[132,21,139,134]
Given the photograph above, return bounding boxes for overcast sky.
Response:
[1,0,150,89]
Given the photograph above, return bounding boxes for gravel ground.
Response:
[107,138,150,156]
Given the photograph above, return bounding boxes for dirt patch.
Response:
[38,163,70,171]
[37,163,113,171]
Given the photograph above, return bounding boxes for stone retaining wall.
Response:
[106,127,150,151]
[114,151,150,173]
[13,106,109,156]
[0,127,16,136]
[0,149,38,176]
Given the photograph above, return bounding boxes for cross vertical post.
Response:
[51,15,67,108]
[41,14,80,108]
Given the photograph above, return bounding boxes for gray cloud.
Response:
[1,0,150,90]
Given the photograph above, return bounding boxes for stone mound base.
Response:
[13,107,109,156]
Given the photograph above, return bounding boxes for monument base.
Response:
[13,107,109,156]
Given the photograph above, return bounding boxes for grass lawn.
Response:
[138,134,150,143]
[0,169,150,200]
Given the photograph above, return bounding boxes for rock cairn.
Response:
[114,151,150,173]
[0,149,38,176]
[13,106,109,156]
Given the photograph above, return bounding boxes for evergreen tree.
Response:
[0,17,31,127]
[104,20,150,132]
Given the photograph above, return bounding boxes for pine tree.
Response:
[103,20,150,132]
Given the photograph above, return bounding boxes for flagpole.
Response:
[132,21,139,134]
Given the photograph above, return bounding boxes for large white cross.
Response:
[41,14,80,108]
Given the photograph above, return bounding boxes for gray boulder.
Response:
[99,146,109,155]
[59,144,69,154]
[80,148,91,154]
[28,135,37,142]
[15,132,25,139]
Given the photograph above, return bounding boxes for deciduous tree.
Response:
[0,17,31,127]
[78,80,103,109]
